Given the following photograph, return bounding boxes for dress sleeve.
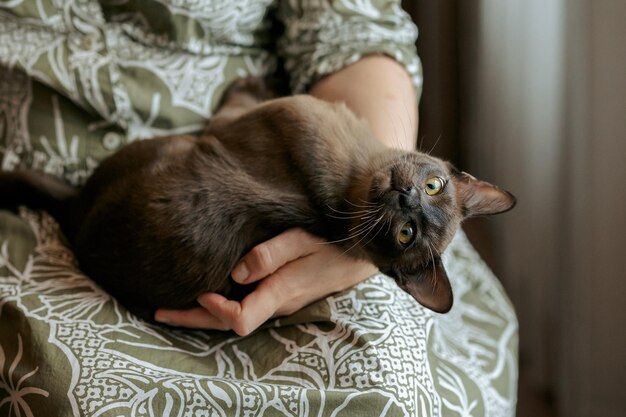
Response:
[276,0,423,95]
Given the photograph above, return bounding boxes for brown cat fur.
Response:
[0,79,515,319]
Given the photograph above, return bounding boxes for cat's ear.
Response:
[450,168,516,217]
[389,258,453,313]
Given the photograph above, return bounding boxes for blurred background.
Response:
[403,1,626,416]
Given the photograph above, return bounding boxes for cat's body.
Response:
[0,80,515,319]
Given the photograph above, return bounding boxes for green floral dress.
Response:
[0,1,517,416]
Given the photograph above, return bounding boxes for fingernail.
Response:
[232,262,250,283]
[197,294,211,307]
[155,313,170,324]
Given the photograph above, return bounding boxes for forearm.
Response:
[309,55,418,151]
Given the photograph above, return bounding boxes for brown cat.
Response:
[0,79,515,319]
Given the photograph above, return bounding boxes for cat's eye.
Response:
[398,222,415,247]
[425,176,446,196]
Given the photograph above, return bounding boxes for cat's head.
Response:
[345,151,515,313]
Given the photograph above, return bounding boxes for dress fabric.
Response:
[0,1,517,416]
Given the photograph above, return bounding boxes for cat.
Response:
[0,78,515,320]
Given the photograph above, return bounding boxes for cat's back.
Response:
[72,134,235,249]
[77,134,241,214]
[82,135,197,198]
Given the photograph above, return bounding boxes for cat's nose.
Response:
[398,187,420,209]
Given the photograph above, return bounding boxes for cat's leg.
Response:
[207,77,275,131]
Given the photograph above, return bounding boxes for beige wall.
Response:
[560,1,626,416]
[457,0,565,389]
[456,0,626,415]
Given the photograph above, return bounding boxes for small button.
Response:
[102,132,122,150]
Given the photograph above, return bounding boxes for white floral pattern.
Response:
[0,210,517,416]
[0,0,422,185]
[0,333,50,417]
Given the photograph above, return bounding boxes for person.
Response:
[1,0,422,337]
[0,2,517,415]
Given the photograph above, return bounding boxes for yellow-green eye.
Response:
[398,222,415,246]
[425,176,445,196]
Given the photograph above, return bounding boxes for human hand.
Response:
[154,228,377,336]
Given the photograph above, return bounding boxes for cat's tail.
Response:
[0,169,77,228]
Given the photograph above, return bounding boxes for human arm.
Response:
[310,54,417,150]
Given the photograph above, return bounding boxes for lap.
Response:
[0,209,517,416]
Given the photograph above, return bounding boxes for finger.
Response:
[206,247,377,336]
[197,293,242,323]
[231,228,322,284]
[198,281,283,336]
[154,306,230,330]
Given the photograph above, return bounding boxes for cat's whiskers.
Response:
[385,218,392,235]
[325,204,380,219]
[349,212,384,233]
[359,206,384,219]
[337,213,385,255]
[426,241,439,291]
[347,212,383,239]
[326,206,374,215]
[325,212,368,220]
[322,213,383,245]
[319,213,386,272]
[357,198,377,207]
[343,198,378,209]
[358,216,389,250]
[427,134,443,156]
